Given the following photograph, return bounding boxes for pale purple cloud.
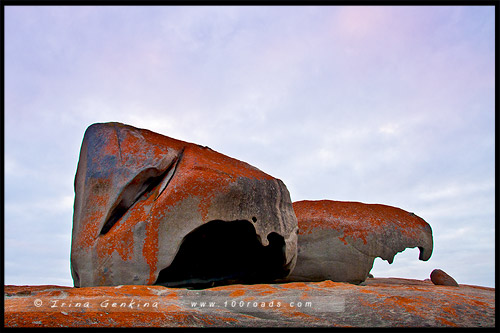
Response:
[5,6,495,287]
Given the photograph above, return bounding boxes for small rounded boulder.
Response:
[430,269,459,287]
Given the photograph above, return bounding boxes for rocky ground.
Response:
[4,278,495,327]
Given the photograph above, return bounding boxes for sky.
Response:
[4,6,495,288]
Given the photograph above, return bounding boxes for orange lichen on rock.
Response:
[313,280,349,289]
[4,279,495,327]
[71,122,298,288]
[293,200,431,249]
[229,290,246,297]
[288,200,433,284]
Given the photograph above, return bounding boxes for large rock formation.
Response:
[4,279,495,327]
[71,122,298,288]
[287,200,433,284]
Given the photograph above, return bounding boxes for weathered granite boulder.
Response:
[4,279,495,327]
[71,122,298,288]
[287,200,433,284]
[430,269,459,287]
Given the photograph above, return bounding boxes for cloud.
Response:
[4,6,495,287]
[416,181,494,204]
[333,6,391,40]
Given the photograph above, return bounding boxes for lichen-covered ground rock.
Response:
[287,200,433,284]
[4,279,494,327]
[71,122,297,288]
[431,269,459,287]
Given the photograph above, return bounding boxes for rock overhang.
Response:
[288,200,433,284]
[71,122,298,288]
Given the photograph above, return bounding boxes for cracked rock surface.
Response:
[287,200,433,284]
[71,122,297,288]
